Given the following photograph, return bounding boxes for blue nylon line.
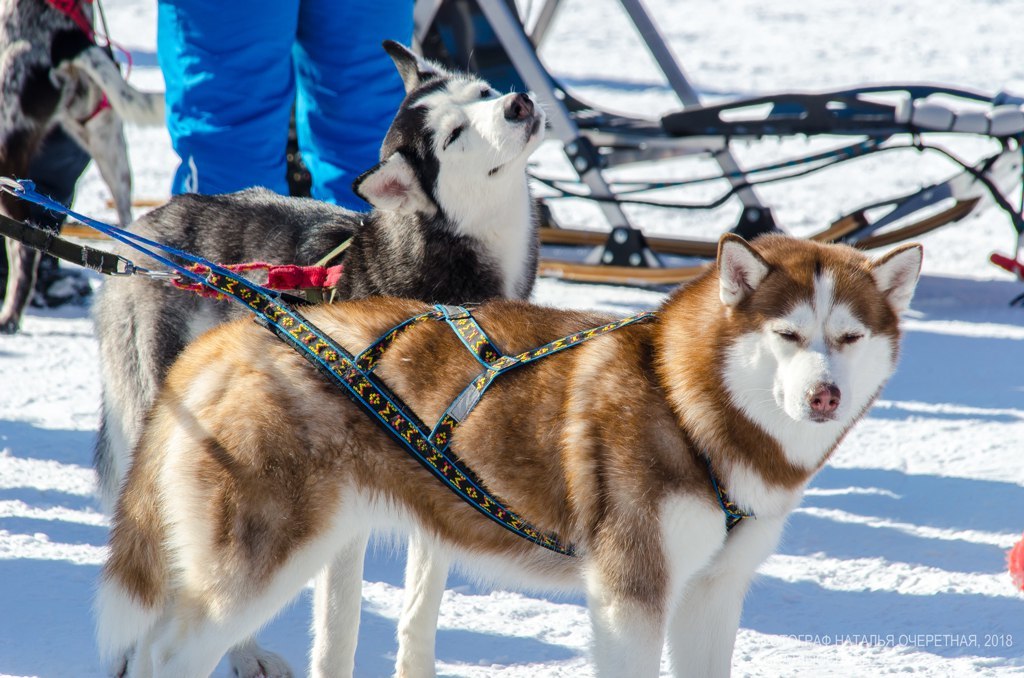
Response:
[256,300,569,553]
[16,190,206,285]
[7,180,280,297]
[10,181,206,262]
[436,305,503,370]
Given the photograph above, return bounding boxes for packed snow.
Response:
[1,0,1022,676]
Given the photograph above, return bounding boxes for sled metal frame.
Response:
[414,0,772,270]
[413,0,1024,286]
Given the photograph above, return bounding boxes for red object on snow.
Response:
[1009,533,1024,592]
[990,252,1024,278]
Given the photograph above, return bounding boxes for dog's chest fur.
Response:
[334,208,535,304]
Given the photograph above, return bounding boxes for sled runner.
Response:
[416,0,1024,285]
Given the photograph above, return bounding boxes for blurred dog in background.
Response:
[0,0,163,333]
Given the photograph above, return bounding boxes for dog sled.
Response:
[417,0,1024,287]
[8,1,1024,292]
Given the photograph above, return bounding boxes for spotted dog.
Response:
[0,0,163,333]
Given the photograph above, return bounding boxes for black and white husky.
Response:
[93,41,544,677]
[0,0,164,333]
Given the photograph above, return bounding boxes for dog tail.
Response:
[70,45,165,127]
[92,406,118,515]
[93,298,128,513]
[94,448,170,663]
[92,277,169,512]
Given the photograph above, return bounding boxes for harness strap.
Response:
[704,458,754,531]
[437,305,504,367]
[169,261,346,301]
[267,263,345,291]
[427,304,751,532]
[355,309,444,372]
[45,0,133,123]
[429,368,498,449]
[199,270,576,555]
[428,305,658,452]
[0,212,134,276]
[81,94,111,125]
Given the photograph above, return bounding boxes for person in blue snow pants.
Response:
[157,0,414,210]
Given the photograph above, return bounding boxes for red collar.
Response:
[44,0,95,41]
[46,0,118,123]
[81,93,111,124]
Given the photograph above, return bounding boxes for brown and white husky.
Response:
[96,233,923,677]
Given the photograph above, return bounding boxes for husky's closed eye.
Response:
[443,125,465,149]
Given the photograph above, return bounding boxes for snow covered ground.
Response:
[2,0,1023,676]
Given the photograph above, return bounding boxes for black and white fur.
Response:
[93,41,544,678]
[0,0,163,333]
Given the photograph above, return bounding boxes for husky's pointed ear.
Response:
[353,152,436,216]
[717,234,770,306]
[382,40,444,94]
[871,243,923,313]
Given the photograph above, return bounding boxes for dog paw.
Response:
[0,316,19,334]
[228,644,293,678]
[107,653,128,678]
[31,268,93,309]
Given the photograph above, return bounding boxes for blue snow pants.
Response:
[157,0,413,210]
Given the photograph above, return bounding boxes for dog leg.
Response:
[125,630,155,678]
[139,609,228,678]
[395,534,450,678]
[143,533,358,678]
[0,238,41,334]
[310,532,370,678]
[585,581,665,678]
[667,517,787,678]
[61,110,133,226]
[93,279,195,511]
[584,554,666,678]
[228,639,293,678]
[122,519,368,677]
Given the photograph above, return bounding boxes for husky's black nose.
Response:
[504,93,534,121]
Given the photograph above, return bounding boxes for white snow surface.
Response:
[2,0,1024,676]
